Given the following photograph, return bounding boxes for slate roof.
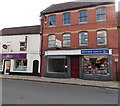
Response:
[2,25,40,36]
[41,0,114,15]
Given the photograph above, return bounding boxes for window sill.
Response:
[79,22,88,24]
[49,25,56,28]
[63,24,71,26]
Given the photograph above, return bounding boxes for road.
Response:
[2,79,119,104]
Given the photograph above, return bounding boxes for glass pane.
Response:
[80,11,87,17]
[48,35,55,40]
[0,61,3,70]
[49,15,56,21]
[64,19,70,25]
[15,60,27,71]
[63,34,70,40]
[48,58,67,73]
[80,17,87,22]
[83,57,109,76]
[48,41,56,47]
[49,15,56,26]
[64,13,70,19]
[63,40,70,46]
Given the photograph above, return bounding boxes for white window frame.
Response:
[97,30,107,46]
[96,7,106,21]
[48,34,56,48]
[79,32,88,46]
[79,10,88,23]
[63,33,71,47]
[49,15,56,27]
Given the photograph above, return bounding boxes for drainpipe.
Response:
[40,12,45,77]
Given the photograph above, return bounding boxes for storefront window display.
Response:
[14,60,27,71]
[0,60,3,71]
[83,56,109,76]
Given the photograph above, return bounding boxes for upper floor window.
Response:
[96,7,106,21]
[79,32,88,46]
[63,13,71,25]
[97,30,107,45]
[48,34,56,47]
[49,15,56,27]
[63,33,71,47]
[79,10,88,23]
[20,42,26,51]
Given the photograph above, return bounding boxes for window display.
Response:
[0,60,3,71]
[14,60,27,71]
[83,56,109,76]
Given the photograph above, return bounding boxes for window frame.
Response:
[79,31,88,46]
[96,7,106,21]
[63,13,71,25]
[48,34,56,48]
[63,33,71,47]
[49,15,56,27]
[97,30,107,46]
[79,10,88,23]
[20,41,26,51]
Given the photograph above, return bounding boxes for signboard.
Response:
[2,44,8,49]
[1,53,27,59]
[55,39,62,48]
[81,49,109,54]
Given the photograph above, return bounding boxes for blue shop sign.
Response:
[81,49,109,54]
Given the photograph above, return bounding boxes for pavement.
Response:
[0,74,120,90]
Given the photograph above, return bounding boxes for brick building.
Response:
[40,1,118,80]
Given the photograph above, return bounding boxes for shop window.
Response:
[79,32,88,46]
[14,60,27,71]
[47,58,67,73]
[49,15,56,27]
[97,30,107,45]
[20,42,26,51]
[83,56,109,76]
[63,13,71,25]
[96,7,106,21]
[79,10,88,23]
[0,60,3,71]
[48,34,56,47]
[63,33,71,47]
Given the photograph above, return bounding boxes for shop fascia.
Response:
[45,49,112,56]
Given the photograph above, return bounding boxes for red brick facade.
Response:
[40,2,118,80]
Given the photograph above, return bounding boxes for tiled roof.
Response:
[2,25,40,36]
[41,1,114,15]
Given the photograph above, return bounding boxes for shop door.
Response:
[33,60,39,76]
[4,60,11,74]
[71,56,79,78]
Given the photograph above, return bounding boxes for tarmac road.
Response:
[2,79,119,104]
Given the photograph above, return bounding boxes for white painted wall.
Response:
[1,34,41,53]
[0,34,41,74]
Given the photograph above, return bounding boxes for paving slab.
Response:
[0,75,119,90]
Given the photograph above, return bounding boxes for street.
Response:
[2,79,119,104]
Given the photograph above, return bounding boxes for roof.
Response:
[41,0,114,15]
[2,25,40,36]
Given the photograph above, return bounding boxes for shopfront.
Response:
[45,49,112,80]
[1,53,27,74]
[80,49,112,80]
